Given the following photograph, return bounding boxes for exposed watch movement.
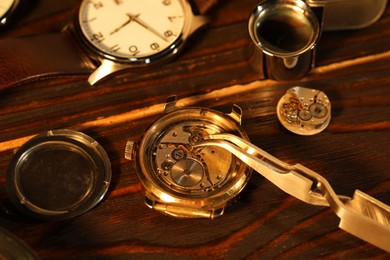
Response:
[277,86,331,135]
[125,96,252,219]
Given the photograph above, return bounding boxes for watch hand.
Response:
[128,13,168,42]
[110,13,134,35]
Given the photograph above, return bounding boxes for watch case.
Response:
[125,97,252,218]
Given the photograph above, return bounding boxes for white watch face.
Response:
[79,0,186,60]
[0,0,15,19]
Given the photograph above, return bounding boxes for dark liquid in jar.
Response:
[258,12,314,53]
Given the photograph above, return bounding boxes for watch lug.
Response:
[88,59,128,86]
[183,0,209,37]
[188,15,209,36]
[164,95,180,114]
[228,104,243,125]
[144,196,156,209]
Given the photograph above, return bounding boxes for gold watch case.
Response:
[125,97,252,219]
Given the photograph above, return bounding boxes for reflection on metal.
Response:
[248,0,388,81]
[249,0,320,81]
[308,0,388,30]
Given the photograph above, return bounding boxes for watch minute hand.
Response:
[128,13,168,42]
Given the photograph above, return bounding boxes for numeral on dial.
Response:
[168,16,182,22]
[150,43,160,51]
[129,45,140,56]
[164,30,174,37]
[92,32,105,43]
[111,44,121,52]
[89,1,104,9]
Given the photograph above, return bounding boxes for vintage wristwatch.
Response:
[0,0,221,91]
[125,97,390,252]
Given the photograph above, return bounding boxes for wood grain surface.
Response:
[0,0,389,259]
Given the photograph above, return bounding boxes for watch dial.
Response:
[0,0,15,19]
[79,0,186,60]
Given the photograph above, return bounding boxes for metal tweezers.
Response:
[195,133,390,252]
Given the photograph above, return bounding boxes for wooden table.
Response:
[0,0,389,258]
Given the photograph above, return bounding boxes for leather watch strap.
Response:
[192,0,221,14]
[0,33,94,91]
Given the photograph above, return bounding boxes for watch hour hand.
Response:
[110,13,134,35]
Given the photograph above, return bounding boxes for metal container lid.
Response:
[6,129,111,220]
[0,228,39,260]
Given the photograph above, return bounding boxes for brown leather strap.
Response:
[192,0,221,14]
[0,33,95,91]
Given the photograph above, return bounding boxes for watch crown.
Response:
[124,141,135,160]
